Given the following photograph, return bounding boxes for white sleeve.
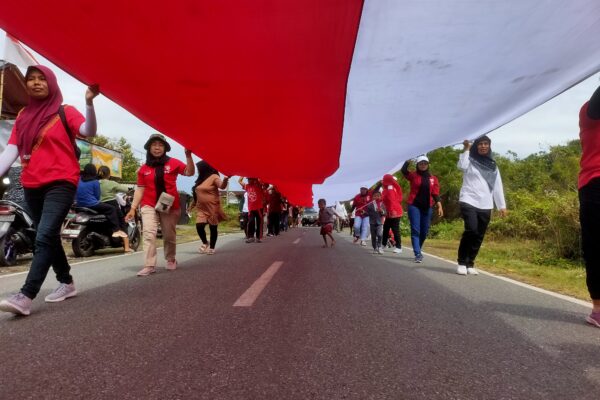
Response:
[0,144,19,176]
[78,105,97,137]
[457,151,470,171]
[493,169,507,210]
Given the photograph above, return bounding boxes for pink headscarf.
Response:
[15,65,63,160]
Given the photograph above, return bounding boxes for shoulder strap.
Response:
[58,105,72,136]
[58,105,81,160]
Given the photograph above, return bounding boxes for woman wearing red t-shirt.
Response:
[126,134,195,276]
[238,177,265,243]
[578,86,600,328]
[0,66,99,316]
[401,156,443,263]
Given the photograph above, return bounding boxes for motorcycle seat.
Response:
[73,206,99,214]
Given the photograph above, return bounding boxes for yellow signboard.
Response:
[76,139,123,178]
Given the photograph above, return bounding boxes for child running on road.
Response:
[317,199,339,248]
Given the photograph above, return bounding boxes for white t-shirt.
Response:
[242,192,249,213]
[458,151,506,210]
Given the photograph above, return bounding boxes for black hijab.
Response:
[414,164,431,211]
[81,163,98,182]
[192,160,219,201]
[469,135,497,191]
[146,152,171,203]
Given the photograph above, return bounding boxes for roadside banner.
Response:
[76,139,123,178]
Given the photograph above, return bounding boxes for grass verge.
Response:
[424,238,590,301]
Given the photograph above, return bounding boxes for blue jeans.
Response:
[21,182,76,299]
[408,205,432,257]
[353,215,370,240]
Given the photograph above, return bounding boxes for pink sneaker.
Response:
[586,311,600,328]
[136,266,156,277]
[166,260,177,271]
[0,293,32,316]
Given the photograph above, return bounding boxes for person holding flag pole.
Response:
[0,64,99,316]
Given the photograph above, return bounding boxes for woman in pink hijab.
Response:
[0,65,99,316]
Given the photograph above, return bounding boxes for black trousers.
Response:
[196,223,218,249]
[382,217,401,249]
[268,212,280,236]
[457,202,491,268]
[105,199,127,231]
[247,209,263,239]
[22,182,76,299]
[89,201,122,233]
[580,178,600,300]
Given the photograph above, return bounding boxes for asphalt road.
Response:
[0,228,598,400]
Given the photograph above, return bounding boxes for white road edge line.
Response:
[420,250,593,308]
[233,261,284,307]
[0,240,206,280]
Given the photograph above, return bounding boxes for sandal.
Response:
[199,244,209,253]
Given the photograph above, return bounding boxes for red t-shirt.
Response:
[382,176,404,218]
[268,191,282,213]
[403,171,440,207]
[353,191,372,217]
[244,182,264,211]
[9,105,84,188]
[137,158,187,210]
[579,102,600,189]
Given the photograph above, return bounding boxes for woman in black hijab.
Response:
[125,134,195,276]
[456,135,507,276]
[190,160,229,255]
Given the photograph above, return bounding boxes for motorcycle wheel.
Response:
[0,233,17,266]
[72,228,96,257]
[129,226,141,251]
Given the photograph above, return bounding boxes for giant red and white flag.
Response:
[0,32,38,69]
[1,1,599,204]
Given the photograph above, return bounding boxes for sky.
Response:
[2,29,598,193]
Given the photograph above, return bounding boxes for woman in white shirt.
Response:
[456,136,507,276]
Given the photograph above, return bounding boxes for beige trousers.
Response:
[140,206,180,267]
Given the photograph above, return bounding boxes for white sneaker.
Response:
[45,282,78,302]
[456,265,468,275]
[467,268,479,275]
[377,248,385,254]
[393,248,402,254]
[360,240,367,246]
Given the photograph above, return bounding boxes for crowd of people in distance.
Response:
[0,63,597,330]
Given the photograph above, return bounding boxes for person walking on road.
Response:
[365,191,386,254]
[381,174,403,254]
[577,85,600,328]
[190,160,228,255]
[125,134,195,276]
[456,136,507,276]
[238,177,265,243]
[401,156,443,263]
[351,185,379,246]
[0,65,99,316]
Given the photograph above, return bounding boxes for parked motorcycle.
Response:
[62,201,141,257]
[0,199,36,266]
